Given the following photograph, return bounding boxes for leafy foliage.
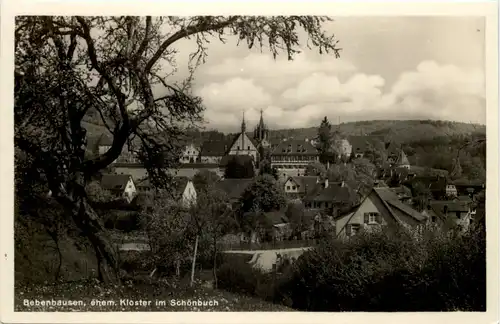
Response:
[304,161,326,177]
[224,155,255,179]
[216,227,486,312]
[192,169,220,193]
[15,15,341,283]
[238,175,287,214]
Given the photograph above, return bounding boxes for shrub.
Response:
[277,227,486,311]
[215,227,485,311]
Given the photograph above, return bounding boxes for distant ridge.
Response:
[82,119,486,147]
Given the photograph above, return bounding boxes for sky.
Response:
[166,16,486,133]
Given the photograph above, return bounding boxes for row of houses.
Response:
[89,112,426,183]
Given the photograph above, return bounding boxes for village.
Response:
[89,110,486,262]
[12,15,489,313]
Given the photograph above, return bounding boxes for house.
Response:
[199,140,230,164]
[335,187,427,239]
[179,143,200,164]
[301,210,336,239]
[283,176,319,198]
[263,211,291,241]
[136,176,197,208]
[214,178,253,207]
[100,174,137,203]
[333,138,352,158]
[347,135,385,159]
[390,185,413,205]
[173,177,197,208]
[450,179,485,196]
[445,184,458,198]
[303,179,358,213]
[422,200,474,232]
[393,149,410,169]
[270,139,319,180]
[112,163,148,182]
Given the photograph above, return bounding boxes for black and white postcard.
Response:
[1,1,498,324]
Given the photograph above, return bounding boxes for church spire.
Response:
[241,111,246,133]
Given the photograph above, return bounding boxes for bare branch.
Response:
[145,16,239,73]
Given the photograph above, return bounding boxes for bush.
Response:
[215,227,486,311]
[278,227,486,311]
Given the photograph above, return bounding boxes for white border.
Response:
[1,1,498,324]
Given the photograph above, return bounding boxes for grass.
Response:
[15,272,294,312]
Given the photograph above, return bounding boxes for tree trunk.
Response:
[190,235,199,287]
[212,236,218,289]
[57,192,121,285]
[47,230,62,282]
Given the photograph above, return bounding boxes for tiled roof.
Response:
[101,174,132,190]
[214,179,253,200]
[395,150,410,166]
[373,187,425,222]
[390,185,412,198]
[271,139,318,156]
[288,176,318,193]
[200,140,230,157]
[450,179,485,187]
[429,200,470,213]
[304,182,357,204]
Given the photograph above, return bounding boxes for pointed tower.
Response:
[450,157,462,180]
[396,148,410,169]
[241,111,246,152]
[253,109,270,148]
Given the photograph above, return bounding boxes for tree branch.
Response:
[144,16,239,73]
[134,16,152,63]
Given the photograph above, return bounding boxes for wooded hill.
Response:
[266,119,485,145]
[84,119,486,147]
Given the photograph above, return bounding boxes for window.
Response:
[286,186,290,190]
[247,146,250,150]
[292,186,296,190]
[346,224,360,237]
[364,212,380,224]
[237,146,240,150]
[431,216,437,223]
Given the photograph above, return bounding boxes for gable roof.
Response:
[172,176,190,194]
[373,187,426,222]
[395,150,410,166]
[101,174,132,191]
[429,200,470,213]
[214,179,253,200]
[304,182,358,204]
[135,176,190,191]
[200,140,230,157]
[271,139,318,156]
[287,176,318,193]
[227,132,258,150]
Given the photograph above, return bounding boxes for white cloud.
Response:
[195,78,272,113]
[195,58,485,132]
